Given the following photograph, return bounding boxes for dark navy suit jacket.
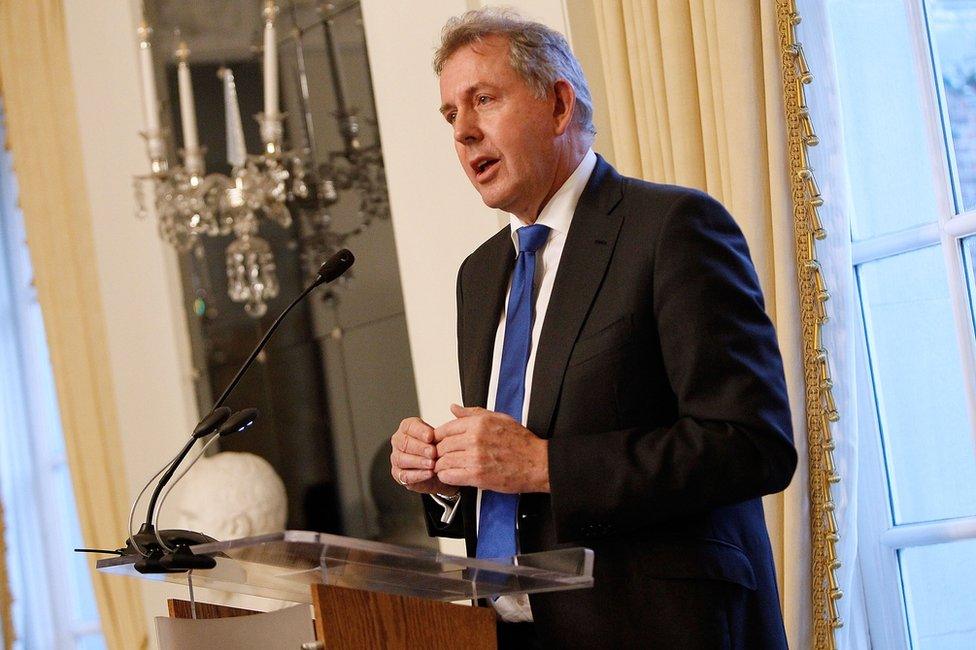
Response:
[424,156,797,649]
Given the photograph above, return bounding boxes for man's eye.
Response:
[446,112,457,125]
[477,95,491,105]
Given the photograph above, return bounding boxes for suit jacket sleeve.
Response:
[547,191,797,541]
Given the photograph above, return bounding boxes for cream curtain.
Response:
[0,2,147,649]
[592,1,812,646]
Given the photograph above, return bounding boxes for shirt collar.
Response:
[508,148,598,248]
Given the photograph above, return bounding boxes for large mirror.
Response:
[145,0,431,548]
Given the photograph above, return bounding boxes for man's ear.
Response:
[552,79,576,136]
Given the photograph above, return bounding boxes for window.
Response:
[825,1,976,648]
[0,105,105,647]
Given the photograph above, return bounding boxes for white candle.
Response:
[262,2,279,119]
[176,43,199,152]
[222,68,248,168]
[137,22,160,134]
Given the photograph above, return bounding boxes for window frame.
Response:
[852,1,976,647]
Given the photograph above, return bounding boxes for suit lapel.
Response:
[527,156,625,438]
[460,227,515,408]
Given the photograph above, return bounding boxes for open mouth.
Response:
[472,158,500,179]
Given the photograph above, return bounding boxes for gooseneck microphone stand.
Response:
[102,249,355,573]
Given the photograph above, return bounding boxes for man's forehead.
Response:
[438,38,516,104]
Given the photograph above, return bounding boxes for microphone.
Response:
[121,249,355,572]
[315,248,355,285]
[216,407,259,437]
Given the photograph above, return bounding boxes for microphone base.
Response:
[123,525,218,574]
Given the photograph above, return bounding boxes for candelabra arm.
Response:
[256,111,285,156]
[141,129,169,175]
[183,146,206,177]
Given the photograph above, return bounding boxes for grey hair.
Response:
[433,7,596,137]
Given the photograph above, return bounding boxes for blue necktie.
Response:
[477,223,551,560]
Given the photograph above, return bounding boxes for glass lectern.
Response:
[97,530,594,649]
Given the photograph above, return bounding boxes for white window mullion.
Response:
[910,0,961,216]
[937,231,976,450]
[851,223,941,266]
[909,0,976,456]
[918,0,966,209]
[854,297,912,649]
[880,516,976,549]
[943,211,976,238]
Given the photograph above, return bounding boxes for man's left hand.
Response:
[433,404,550,493]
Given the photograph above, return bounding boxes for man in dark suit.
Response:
[389,8,797,649]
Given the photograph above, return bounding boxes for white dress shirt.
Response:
[485,148,598,424]
[471,149,598,622]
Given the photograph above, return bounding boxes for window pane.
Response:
[858,245,976,522]
[928,0,976,213]
[54,463,101,626]
[826,0,943,240]
[900,539,976,649]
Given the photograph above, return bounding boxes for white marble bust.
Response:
[171,451,287,540]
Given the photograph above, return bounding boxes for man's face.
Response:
[438,36,560,220]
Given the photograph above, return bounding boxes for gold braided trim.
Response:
[776,1,843,647]
[0,498,14,648]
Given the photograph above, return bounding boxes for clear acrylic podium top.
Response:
[96,530,594,604]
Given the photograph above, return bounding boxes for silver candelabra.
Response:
[134,1,389,317]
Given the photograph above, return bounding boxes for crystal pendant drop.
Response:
[225,222,279,318]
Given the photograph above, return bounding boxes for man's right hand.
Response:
[390,417,459,496]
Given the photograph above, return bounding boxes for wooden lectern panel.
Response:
[311,584,497,650]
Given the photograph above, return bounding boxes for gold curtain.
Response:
[592,1,812,646]
[0,2,147,648]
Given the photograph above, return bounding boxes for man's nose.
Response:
[453,109,482,144]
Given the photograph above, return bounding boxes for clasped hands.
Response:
[389,404,550,496]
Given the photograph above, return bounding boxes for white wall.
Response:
[360,0,496,435]
[61,0,200,642]
[360,0,498,557]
